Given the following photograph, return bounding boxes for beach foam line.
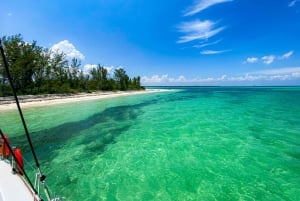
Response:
[0,89,171,111]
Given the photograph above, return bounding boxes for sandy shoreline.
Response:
[0,89,168,111]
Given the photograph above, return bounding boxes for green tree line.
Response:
[0,34,144,96]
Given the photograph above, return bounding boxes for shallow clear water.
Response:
[1,87,300,200]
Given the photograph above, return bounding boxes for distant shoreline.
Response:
[0,89,169,111]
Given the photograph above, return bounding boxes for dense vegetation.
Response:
[0,34,144,97]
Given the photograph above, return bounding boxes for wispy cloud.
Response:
[178,0,232,51]
[245,57,258,63]
[8,12,13,16]
[261,55,276,64]
[280,51,293,59]
[184,0,233,16]
[50,40,85,60]
[141,67,300,85]
[193,39,221,48]
[288,0,299,7]
[177,20,225,43]
[200,49,230,55]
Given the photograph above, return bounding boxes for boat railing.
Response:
[1,130,62,201]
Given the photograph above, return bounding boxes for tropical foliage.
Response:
[0,34,144,96]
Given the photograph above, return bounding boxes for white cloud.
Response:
[262,55,275,64]
[83,64,97,74]
[248,67,300,81]
[251,67,300,76]
[141,67,300,85]
[141,74,186,84]
[280,51,293,60]
[245,57,258,63]
[177,20,225,43]
[104,66,115,74]
[200,49,230,55]
[8,13,13,16]
[177,75,186,82]
[184,0,233,16]
[245,51,293,64]
[83,64,114,75]
[50,40,85,60]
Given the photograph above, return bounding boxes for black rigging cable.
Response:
[0,39,58,201]
[0,39,41,169]
[0,129,42,201]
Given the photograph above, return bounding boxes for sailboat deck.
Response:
[0,159,37,201]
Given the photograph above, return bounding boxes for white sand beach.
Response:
[0,89,168,111]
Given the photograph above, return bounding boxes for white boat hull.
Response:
[0,159,39,201]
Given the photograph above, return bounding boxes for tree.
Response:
[48,51,68,93]
[114,68,129,90]
[1,34,46,94]
[0,34,144,96]
[68,58,81,89]
[89,64,108,90]
[32,48,51,94]
[78,70,89,91]
[129,76,142,90]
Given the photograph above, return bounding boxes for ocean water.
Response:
[0,87,300,201]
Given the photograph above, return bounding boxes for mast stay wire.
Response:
[0,39,41,170]
[0,39,58,201]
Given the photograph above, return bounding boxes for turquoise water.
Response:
[0,87,300,200]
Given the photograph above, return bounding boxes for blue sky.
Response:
[1,0,300,86]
